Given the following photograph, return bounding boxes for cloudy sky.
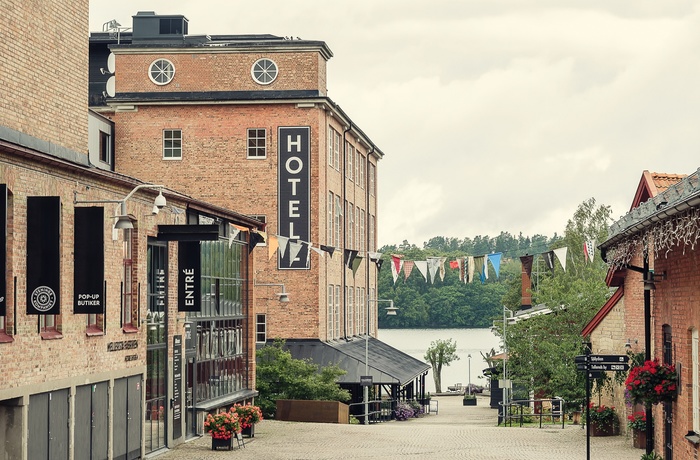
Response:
[90,1,700,248]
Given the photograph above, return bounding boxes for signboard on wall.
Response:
[173,335,183,439]
[278,126,310,270]
[27,196,61,315]
[178,241,201,312]
[74,207,105,314]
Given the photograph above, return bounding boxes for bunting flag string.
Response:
[584,240,596,263]
[414,260,428,281]
[487,253,502,279]
[320,245,335,258]
[438,257,447,281]
[403,260,415,282]
[289,240,304,263]
[268,235,279,260]
[553,247,567,272]
[542,251,555,273]
[467,256,475,283]
[277,235,289,258]
[427,257,441,284]
[390,255,402,284]
[474,255,485,283]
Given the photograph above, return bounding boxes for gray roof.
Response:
[283,338,430,387]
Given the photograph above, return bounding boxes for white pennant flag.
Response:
[228,227,241,248]
[311,246,325,257]
[553,247,568,272]
[427,257,441,284]
[288,240,303,263]
[414,260,428,282]
[277,235,289,258]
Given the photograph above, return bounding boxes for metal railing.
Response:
[500,398,566,429]
[348,399,396,424]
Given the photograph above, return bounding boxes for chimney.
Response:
[520,255,533,309]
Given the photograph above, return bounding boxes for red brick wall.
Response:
[0,0,89,154]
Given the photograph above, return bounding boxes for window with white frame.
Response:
[346,143,353,181]
[334,195,341,247]
[359,154,365,187]
[122,227,137,330]
[327,285,334,340]
[163,129,182,159]
[369,163,376,196]
[327,192,334,244]
[334,285,341,339]
[328,127,334,166]
[334,131,340,170]
[369,214,375,252]
[347,202,354,249]
[360,209,366,253]
[356,206,361,253]
[256,314,267,343]
[347,286,354,336]
[355,150,361,185]
[247,128,266,158]
[693,328,699,433]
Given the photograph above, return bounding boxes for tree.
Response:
[499,198,612,410]
[424,338,460,393]
[256,340,350,417]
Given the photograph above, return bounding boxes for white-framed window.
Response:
[251,58,278,85]
[247,128,266,158]
[334,195,341,248]
[369,163,376,196]
[347,286,354,336]
[328,127,334,166]
[359,154,365,188]
[355,150,361,185]
[163,129,182,159]
[346,143,353,181]
[249,215,267,246]
[327,285,334,340]
[334,131,340,170]
[256,314,267,343]
[334,285,341,339]
[693,328,699,433]
[347,202,354,249]
[360,210,366,253]
[149,58,175,85]
[369,214,375,252]
[122,228,137,330]
[327,192,334,244]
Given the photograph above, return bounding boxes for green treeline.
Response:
[377,231,561,329]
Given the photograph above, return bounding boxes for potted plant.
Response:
[204,409,241,450]
[587,402,619,436]
[627,411,648,449]
[625,359,678,405]
[463,392,477,406]
[233,403,263,437]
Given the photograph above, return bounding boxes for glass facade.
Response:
[146,240,167,453]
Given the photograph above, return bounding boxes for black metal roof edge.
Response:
[111,89,321,102]
[601,167,700,249]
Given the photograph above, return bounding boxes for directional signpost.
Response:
[574,353,630,460]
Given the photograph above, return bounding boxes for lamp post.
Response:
[502,306,512,423]
[467,354,472,396]
[364,298,396,425]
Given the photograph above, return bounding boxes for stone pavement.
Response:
[150,395,643,459]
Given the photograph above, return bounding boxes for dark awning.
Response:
[281,338,431,387]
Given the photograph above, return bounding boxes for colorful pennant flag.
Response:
[584,240,596,263]
[487,253,502,279]
[403,260,415,281]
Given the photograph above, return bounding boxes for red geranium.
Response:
[625,359,678,405]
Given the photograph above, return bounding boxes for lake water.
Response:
[377,328,501,394]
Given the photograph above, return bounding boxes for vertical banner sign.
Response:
[27,196,61,315]
[74,207,105,314]
[0,185,6,316]
[278,126,310,269]
[173,335,183,439]
[178,241,201,311]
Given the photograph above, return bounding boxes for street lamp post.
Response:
[502,306,512,423]
[467,354,472,396]
[364,298,396,425]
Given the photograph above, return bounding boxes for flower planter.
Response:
[590,423,619,437]
[241,424,255,437]
[463,398,477,406]
[211,436,233,450]
[633,429,646,449]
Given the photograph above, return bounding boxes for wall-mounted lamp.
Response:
[643,270,667,291]
[385,300,398,316]
[74,183,167,236]
[254,282,289,303]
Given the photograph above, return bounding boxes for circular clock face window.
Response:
[149,59,175,85]
[251,58,278,85]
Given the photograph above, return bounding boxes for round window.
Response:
[148,59,175,85]
[251,58,278,85]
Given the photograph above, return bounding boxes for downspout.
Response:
[324,109,330,341]
[366,145,375,337]
[342,123,352,340]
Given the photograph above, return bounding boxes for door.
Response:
[75,382,109,460]
[28,389,69,460]
[114,376,142,460]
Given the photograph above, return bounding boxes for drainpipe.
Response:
[643,256,652,455]
[342,123,351,340]
[366,145,375,336]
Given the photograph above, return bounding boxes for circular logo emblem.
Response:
[31,286,56,312]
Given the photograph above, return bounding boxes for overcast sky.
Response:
[90,1,700,248]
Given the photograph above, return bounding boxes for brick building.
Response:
[0,2,262,458]
[601,168,700,459]
[89,11,429,417]
[582,171,685,435]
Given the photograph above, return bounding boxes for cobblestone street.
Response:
[151,395,643,459]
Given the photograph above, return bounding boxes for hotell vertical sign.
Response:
[278,127,310,269]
